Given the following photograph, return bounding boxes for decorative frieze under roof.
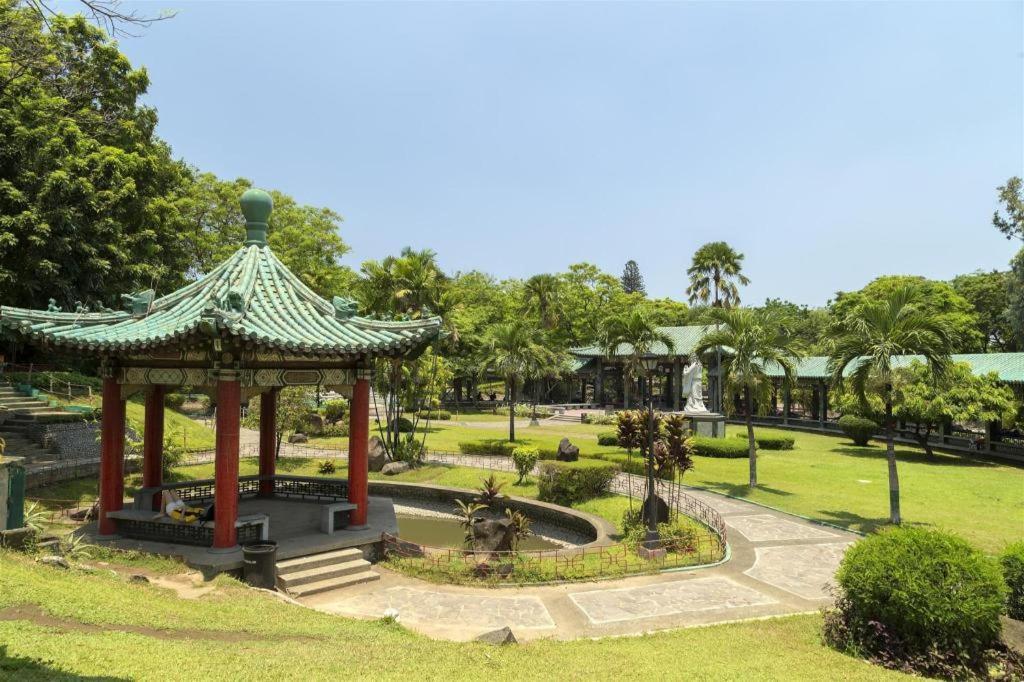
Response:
[0,190,442,362]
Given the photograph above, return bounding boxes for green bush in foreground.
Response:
[511,446,539,484]
[1001,541,1024,620]
[838,415,878,446]
[537,459,618,505]
[732,432,795,450]
[825,527,1008,678]
[597,432,618,446]
[692,436,748,458]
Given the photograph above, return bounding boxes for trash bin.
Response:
[242,541,277,589]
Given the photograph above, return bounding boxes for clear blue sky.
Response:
[112,1,1022,307]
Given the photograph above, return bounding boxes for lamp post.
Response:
[638,354,660,548]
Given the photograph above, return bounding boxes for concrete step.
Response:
[0,398,49,406]
[277,558,372,589]
[283,570,379,597]
[277,548,364,574]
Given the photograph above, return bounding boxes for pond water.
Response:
[396,514,562,551]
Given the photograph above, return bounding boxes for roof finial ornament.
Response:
[240,188,273,246]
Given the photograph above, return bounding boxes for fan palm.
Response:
[601,310,674,408]
[686,242,750,411]
[828,285,954,524]
[522,273,563,329]
[479,321,556,441]
[695,308,802,488]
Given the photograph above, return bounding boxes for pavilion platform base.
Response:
[86,496,398,576]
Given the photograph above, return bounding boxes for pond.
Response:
[396,514,562,551]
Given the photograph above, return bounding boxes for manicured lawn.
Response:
[0,552,906,680]
[313,419,1024,553]
[62,395,218,451]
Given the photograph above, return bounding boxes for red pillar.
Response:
[259,388,277,496]
[213,374,241,549]
[347,377,370,527]
[98,376,126,536]
[142,385,166,510]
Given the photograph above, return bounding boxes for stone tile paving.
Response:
[725,514,837,542]
[744,543,852,600]
[330,586,556,630]
[568,577,778,625]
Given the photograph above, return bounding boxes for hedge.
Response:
[732,432,794,450]
[1001,541,1024,620]
[416,409,452,421]
[457,441,517,457]
[537,459,619,505]
[597,432,618,446]
[838,415,878,446]
[693,436,749,458]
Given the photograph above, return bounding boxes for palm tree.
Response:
[828,285,953,525]
[601,310,674,409]
[479,321,556,442]
[522,274,563,329]
[356,247,446,318]
[695,308,802,488]
[686,242,751,412]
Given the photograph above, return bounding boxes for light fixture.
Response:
[638,355,659,374]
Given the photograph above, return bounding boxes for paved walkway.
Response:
[303,452,859,642]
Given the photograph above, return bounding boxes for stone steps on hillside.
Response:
[277,548,379,596]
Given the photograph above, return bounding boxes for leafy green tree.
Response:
[695,308,802,488]
[756,298,832,353]
[522,273,563,330]
[893,361,1016,457]
[949,270,1017,351]
[0,8,193,309]
[830,275,982,353]
[242,387,314,459]
[993,176,1023,242]
[478,321,556,442]
[686,242,750,309]
[356,247,446,318]
[620,260,646,295]
[600,309,674,409]
[1008,249,1024,350]
[828,285,954,524]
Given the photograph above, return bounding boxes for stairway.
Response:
[276,548,379,597]
[547,413,583,424]
[0,385,86,476]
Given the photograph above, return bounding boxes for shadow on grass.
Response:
[695,480,795,498]
[815,509,935,537]
[0,645,125,681]
[830,446,999,468]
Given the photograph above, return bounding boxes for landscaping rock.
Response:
[381,461,410,476]
[129,574,150,584]
[39,555,69,569]
[475,626,517,645]
[640,493,671,526]
[367,436,387,472]
[288,432,308,444]
[556,437,579,461]
[470,517,515,554]
[0,527,32,550]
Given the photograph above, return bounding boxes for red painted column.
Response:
[259,388,277,496]
[347,377,370,527]
[98,376,125,536]
[213,374,241,549]
[142,385,166,510]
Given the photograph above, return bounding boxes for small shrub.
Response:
[320,423,349,438]
[511,446,539,484]
[165,393,187,409]
[597,432,618,446]
[322,399,347,423]
[458,441,517,457]
[475,474,505,506]
[838,415,878,446]
[392,435,425,465]
[392,416,414,433]
[417,409,452,421]
[825,527,1006,677]
[537,459,618,505]
[732,432,795,450]
[692,436,748,458]
[582,412,618,425]
[317,459,336,475]
[1001,541,1024,620]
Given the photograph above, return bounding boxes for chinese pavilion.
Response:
[0,189,442,551]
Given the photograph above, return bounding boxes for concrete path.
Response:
[303,452,859,641]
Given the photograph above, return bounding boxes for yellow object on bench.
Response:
[168,506,204,524]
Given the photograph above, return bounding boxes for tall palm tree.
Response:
[828,285,953,525]
[686,241,751,411]
[601,310,675,409]
[695,308,802,488]
[479,321,556,442]
[356,247,446,318]
[522,274,563,329]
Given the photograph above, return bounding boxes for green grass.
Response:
[309,419,1024,553]
[0,551,907,680]
[63,395,217,451]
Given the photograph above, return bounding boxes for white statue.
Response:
[681,356,708,413]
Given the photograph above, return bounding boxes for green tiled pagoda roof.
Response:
[0,190,441,358]
[571,325,1024,385]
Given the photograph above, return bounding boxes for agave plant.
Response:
[62,533,96,560]
[23,501,49,534]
